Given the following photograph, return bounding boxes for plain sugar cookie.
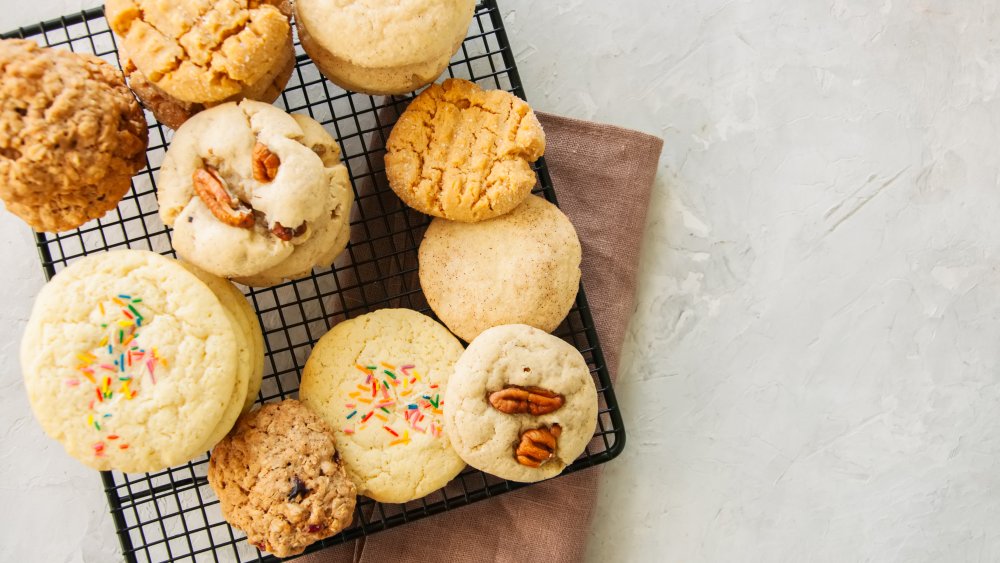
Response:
[20,250,240,473]
[443,324,597,482]
[299,309,466,503]
[419,194,581,342]
[294,0,475,95]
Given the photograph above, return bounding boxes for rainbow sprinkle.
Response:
[72,295,158,458]
[341,361,447,444]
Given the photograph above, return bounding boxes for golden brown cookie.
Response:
[106,0,294,105]
[208,400,356,558]
[0,39,148,232]
[120,41,295,130]
[419,195,581,342]
[385,78,545,222]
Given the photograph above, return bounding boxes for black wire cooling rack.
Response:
[3,2,626,561]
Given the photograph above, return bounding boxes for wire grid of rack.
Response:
[3,1,626,561]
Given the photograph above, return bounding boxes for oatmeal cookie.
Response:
[0,39,148,232]
[208,400,356,558]
[385,78,545,222]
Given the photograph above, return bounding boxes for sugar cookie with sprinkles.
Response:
[300,308,466,503]
[20,249,241,473]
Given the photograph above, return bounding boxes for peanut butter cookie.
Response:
[0,39,148,232]
[295,0,475,95]
[119,40,295,130]
[385,78,545,222]
[158,101,353,286]
[208,400,356,558]
[105,0,294,110]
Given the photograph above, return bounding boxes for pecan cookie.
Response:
[295,0,475,95]
[443,324,598,483]
[385,78,545,222]
[0,39,147,232]
[208,400,356,558]
[157,101,353,286]
[299,309,467,503]
[105,0,294,110]
[419,195,581,342]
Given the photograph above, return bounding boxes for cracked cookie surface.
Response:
[105,0,293,104]
[208,400,356,558]
[419,195,581,342]
[119,38,295,130]
[385,78,545,221]
[21,250,240,473]
[158,100,353,286]
[0,39,148,232]
[299,309,467,503]
[443,324,598,483]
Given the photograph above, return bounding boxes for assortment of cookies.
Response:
[6,3,605,558]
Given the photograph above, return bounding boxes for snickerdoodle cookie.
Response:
[158,101,353,287]
[444,324,598,483]
[0,39,148,232]
[106,0,295,128]
[208,400,356,558]
[419,195,581,342]
[295,0,475,95]
[385,78,546,222]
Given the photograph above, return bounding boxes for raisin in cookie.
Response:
[295,0,475,95]
[0,39,148,232]
[300,309,467,503]
[419,195,581,342]
[384,78,545,222]
[208,400,356,558]
[443,324,598,483]
[158,101,353,286]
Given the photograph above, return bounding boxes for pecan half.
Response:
[515,424,561,467]
[271,222,307,241]
[253,142,280,182]
[489,385,564,415]
[192,167,253,228]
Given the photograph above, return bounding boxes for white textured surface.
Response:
[3,1,1000,562]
